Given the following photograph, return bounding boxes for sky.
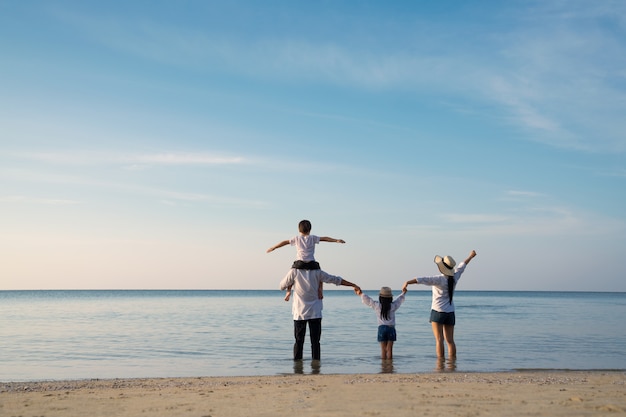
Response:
[1,1,625,291]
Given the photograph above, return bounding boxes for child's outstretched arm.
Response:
[267,240,290,253]
[319,236,346,244]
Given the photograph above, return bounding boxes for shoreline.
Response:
[3,367,626,386]
[2,371,624,416]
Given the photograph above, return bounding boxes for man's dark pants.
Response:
[293,318,322,360]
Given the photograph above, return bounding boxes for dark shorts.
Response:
[292,260,321,270]
[430,309,456,325]
[377,325,397,342]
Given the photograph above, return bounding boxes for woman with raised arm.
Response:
[403,250,477,359]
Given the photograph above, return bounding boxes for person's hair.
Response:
[298,220,312,234]
[379,296,392,320]
[447,276,455,304]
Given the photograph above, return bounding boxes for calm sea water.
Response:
[1,290,624,381]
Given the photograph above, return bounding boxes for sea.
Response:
[1,290,625,382]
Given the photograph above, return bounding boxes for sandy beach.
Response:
[2,371,624,416]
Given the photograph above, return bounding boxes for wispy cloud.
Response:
[503,190,544,199]
[477,3,626,152]
[52,3,626,154]
[435,185,625,237]
[7,151,247,167]
[0,195,81,205]
[597,167,626,178]
[129,153,244,165]
[150,187,267,208]
[0,160,269,209]
[1,167,269,209]
[439,213,510,224]
[436,205,622,237]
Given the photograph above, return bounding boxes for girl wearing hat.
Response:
[355,286,407,359]
[403,250,477,359]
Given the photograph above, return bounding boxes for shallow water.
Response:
[1,290,624,381]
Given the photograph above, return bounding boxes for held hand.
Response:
[402,282,409,293]
[354,286,362,295]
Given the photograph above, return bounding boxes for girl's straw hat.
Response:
[434,255,456,276]
[379,287,393,297]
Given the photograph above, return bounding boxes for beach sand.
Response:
[2,371,625,416]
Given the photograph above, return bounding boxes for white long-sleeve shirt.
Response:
[415,262,467,313]
[279,268,343,320]
[361,293,406,326]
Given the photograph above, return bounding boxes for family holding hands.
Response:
[268,220,478,361]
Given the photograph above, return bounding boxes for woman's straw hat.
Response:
[434,255,456,276]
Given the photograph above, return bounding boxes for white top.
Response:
[415,262,467,313]
[361,293,406,326]
[289,234,320,262]
[279,268,343,320]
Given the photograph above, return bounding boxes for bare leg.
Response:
[443,324,456,358]
[386,341,394,359]
[380,342,388,359]
[431,322,445,358]
[435,357,445,371]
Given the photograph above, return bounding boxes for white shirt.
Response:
[361,293,406,326]
[415,262,467,313]
[289,234,320,262]
[279,268,343,320]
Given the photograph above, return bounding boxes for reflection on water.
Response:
[293,360,321,375]
[380,359,395,374]
[435,357,457,372]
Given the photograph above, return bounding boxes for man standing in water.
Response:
[280,268,360,361]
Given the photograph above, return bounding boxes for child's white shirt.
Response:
[361,293,406,326]
[289,234,320,262]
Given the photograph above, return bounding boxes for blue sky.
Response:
[1,1,625,291]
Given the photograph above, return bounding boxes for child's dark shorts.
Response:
[377,325,397,342]
[430,309,456,325]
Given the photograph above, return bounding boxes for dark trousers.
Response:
[293,318,322,360]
